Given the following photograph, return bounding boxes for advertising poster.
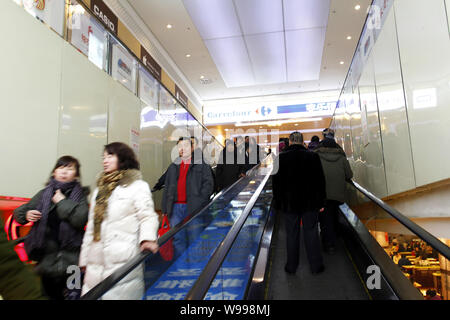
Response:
[130,128,140,155]
[139,66,159,108]
[70,11,106,70]
[22,0,65,36]
[111,42,136,93]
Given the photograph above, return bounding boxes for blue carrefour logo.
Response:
[260,106,272,116]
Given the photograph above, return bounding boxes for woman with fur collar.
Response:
[79,142,159,300]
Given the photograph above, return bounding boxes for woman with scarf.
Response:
[14,156,89,299]
[79,142,159,300]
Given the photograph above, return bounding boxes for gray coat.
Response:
[315,147,353,203]
[161,158,214,218]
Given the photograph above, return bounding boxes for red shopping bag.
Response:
[158,214,174,261]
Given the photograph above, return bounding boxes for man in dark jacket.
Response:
[161,137,214,258]
[216,139,241,192]
[273,131,326,274]
[315,129,353,253]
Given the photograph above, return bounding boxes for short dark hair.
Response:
[311,135,320,143]
[48,155,81,184]
[178,136,192,145]
[104,142,139,170]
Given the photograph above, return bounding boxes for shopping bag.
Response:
[158,214,173,261]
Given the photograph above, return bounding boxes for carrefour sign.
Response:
[204,102,335,124]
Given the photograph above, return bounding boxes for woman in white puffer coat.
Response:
[79,142,159,300]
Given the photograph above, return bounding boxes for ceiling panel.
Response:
[286,28,327,82]
[234,0,283,35]
[182,0,241,39]
[204,36,254,87]
[283,0,331,30]
[245,32,286,84]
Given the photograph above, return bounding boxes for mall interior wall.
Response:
[332,0,450,217]
[0,1,206,210]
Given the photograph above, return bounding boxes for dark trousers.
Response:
[319,200,342,248]
[284,210,323,273]
[41,275,67,300]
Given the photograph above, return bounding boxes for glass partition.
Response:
[206,180,272,299]
[347,202,450,300]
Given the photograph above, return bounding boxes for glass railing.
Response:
[348,180,450,300]
[80,159,273,300]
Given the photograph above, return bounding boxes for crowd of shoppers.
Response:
[2,127,352,299]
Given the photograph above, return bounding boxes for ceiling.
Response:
[125,0,371,101]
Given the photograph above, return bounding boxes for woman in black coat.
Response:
[14,156,89,300]
[216,139,241,192]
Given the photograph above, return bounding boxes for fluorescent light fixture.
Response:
[234,0,283,34]
[245,32,286,84]
[284,0,331,30]
[235,117,323,127]
[413,88,437,109]
[229,128,326,137]
[286,28,326,81]
[205,37,254,87]
[183,0,241,39]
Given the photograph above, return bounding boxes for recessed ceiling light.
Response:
[295,124,298,126]
[354,5,361,10]
[166,24,173,29]
[200,75,205,79]
[340,61,345,65]
[185,54,191,58]
[347,36,352,40]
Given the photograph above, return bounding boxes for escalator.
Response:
[80,159,450,300]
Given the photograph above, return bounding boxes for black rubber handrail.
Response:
[185,164,273,300]
[349,180,450,260]
[80,161,263,300]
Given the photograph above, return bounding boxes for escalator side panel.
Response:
[339,204,423,300]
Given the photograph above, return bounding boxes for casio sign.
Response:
[93,5,115,33]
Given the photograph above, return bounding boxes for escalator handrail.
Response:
[80,161,263,300]
[185,164,273,300]
[349,180,450,260]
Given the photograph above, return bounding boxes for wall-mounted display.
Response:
[69,2,107,70]
[111,38,137,93]
[22,0,65,36]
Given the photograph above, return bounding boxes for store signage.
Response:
[141,46,162,81]
[22,0,65,36]
[175,85,188,108]
[204,101,335,124]
[91,0,117,35]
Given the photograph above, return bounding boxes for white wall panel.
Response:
[394,0,450,186]
[59,42,109,191]
[0,1,63,197]
[107,78,141,152]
